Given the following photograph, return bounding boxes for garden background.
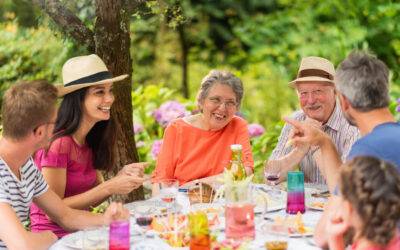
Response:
[1,0,400,199]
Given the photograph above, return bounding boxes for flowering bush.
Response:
[247,123,265,138]
[151,139,164,159]
[396,98,400,113]
[152,100,192,128]
[132,84,279,182]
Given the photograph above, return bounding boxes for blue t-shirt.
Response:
[333,122,400,195]
[347,122,400,170]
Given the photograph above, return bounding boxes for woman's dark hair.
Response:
[339,156,400,246]
[51,87,117,172]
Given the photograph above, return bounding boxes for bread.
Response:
[188,182,216,204]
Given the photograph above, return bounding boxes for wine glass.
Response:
[133,203,155,249]
[158,179,179,211]
[261,221,289,250]
[263,161,281,186]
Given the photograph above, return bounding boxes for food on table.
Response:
[159,231,190,247]
[189,211,211,250]
[188,182,216,204]
[150,213,220,247]
[213,239,250,250]
[310,201,326,209]
[265,241,288,250]
[275,212,311,235]
[311,190,330,199]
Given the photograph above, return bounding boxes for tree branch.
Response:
[28,0,95,53]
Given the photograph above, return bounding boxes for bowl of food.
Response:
[188,182,216,204]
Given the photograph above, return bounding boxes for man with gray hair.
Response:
[284,51,400,248]
[267,56,359,185]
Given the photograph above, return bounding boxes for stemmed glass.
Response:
[133,204,155,249]
[158,179,179,212]
[263,161,282,196]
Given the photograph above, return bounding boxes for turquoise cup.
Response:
[286,171,305,214]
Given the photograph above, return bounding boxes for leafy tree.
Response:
[28,0,148,203]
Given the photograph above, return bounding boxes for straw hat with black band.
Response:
[288,56,335,88]
[56,54,128,97]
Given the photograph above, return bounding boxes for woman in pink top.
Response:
[152,70,254,195]
[30,55,148,237]
[326,156,400,250]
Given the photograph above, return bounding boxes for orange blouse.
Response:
[151,116,254,185]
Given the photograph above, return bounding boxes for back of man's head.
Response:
[2,80,58,140]
[335,51,389,112]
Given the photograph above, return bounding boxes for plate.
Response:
[61,230,109,249]
[61,231,84,249]
[307,201,327,211]
[288,225,314,237]
[128,200,182,216]
[306,195,328,211]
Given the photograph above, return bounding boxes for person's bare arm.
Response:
[0,202,57,250]
[42,163,147,210]
[283,116,342,192]
[265,146,309,184]
[33,189,129,232]
[314,195,341,248]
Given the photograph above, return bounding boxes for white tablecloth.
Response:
[49,184,325,250]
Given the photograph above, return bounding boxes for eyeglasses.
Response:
[207,97,237,109]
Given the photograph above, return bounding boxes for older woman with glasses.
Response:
[151,70,254,195]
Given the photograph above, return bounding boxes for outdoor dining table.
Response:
[49,183,326,250]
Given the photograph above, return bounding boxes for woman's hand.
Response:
[106,174,148,195]
[103,202,129,225]
[326,210,349,240]
[117,162,148,177]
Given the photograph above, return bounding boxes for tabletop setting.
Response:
[49,174,330,250]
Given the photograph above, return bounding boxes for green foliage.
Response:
[0,20,71,115]
[132,84,278,182]
[251,121,283,183]
[132,84,197,174]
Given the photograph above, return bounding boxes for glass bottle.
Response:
[229,144,247,180]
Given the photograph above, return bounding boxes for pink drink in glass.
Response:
[109,221,130,250]
[225,203,255,239]
[286,191,305,214]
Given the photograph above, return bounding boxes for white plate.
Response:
[128,200,182,216]
[288,225,315,237]
[61,231,84,249]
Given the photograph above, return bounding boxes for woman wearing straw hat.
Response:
[30,54,148,237]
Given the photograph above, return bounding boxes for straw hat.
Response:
[288,56,335,88]
[56,54,128,97]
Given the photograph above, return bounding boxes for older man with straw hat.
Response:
[264,56,360,185]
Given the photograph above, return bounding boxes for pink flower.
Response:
[152,101,191,128]
[136,140,146,147]
[151,139,163,159]
[134,124,143,134]
[248,123,265,138]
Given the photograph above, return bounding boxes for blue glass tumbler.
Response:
[286,171,305,214]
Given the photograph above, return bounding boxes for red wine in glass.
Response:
[136,216,153,228]
[266,175,279,182]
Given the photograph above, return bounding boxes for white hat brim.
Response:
[288,76,334,88]
[56,74,128,97]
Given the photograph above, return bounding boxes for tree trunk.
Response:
[30,0,145,203]
[94,0,143,203]
[178,24,189,99]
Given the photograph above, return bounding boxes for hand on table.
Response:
[103,202,129,225]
